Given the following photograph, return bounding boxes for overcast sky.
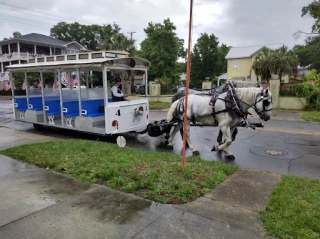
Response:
[0,0,315,50]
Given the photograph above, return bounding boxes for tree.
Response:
[50,22,133,52]
[3,31,22,40]
[252,47,274,83]
[273,46,299,81]
[252,46,299,83]
[293,36,320,72]
[100,32,136,55]
[139,18,184,91]
[190,33,229,87]
[302,0,320,33]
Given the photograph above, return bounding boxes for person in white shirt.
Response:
[111,78,128,102]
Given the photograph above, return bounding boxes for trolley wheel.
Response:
[33,123,44,130]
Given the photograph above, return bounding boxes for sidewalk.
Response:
[0,155,280,239]
[0,127,283,239]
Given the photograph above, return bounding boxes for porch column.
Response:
[8,44,11,54]
[34,45,37,54]
[17,42,20,58]
[0,46,2,54]
[50,47,52,56]
[1,63,4,72]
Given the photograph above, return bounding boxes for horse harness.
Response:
[209,82,272,122]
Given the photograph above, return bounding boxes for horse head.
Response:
[253,88,273,121]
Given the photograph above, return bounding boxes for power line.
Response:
[0,6,66,23]
[0,14,54,28]
[0,2,91,25]
[0,12,54,26]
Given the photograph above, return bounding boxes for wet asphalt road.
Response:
[1,100,319,179]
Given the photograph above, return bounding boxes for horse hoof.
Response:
[226,154,235,160]
[192,151,200,156]
[211,145,216,152]
[166,143,173,149]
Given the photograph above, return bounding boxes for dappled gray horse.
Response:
[166,85,272,159]
[169,81,262,145]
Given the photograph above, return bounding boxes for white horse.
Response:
[165,86,273,159]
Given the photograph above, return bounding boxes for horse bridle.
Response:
[252,89,273,118]
[235,88,272,120]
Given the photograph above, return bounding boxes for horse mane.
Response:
[230,80,261,88]
[235,87,263,104]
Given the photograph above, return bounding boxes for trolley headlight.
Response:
[134,106,144,116]
[138,106,144,115]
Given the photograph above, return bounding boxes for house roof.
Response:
[0,33,76,48]
[225,44,284,59]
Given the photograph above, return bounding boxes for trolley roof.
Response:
[6,51,151,72]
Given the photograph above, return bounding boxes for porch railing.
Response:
[0,52,46,62]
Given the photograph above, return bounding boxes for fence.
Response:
[280,83,296,96]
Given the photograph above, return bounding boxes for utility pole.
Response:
[127,31,136,41]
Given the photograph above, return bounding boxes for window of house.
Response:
[232,59,239,70]
[67,49,78,54]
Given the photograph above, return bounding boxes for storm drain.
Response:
[250,146,303,160]
[264,149,288,156]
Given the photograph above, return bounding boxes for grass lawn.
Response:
[149,101,171,110]
[301,111,320,122]
[260,175,320,239]
[0,139,237,204]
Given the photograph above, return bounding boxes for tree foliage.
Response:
[252,46,299,83]
[190,33,229,87]
[302,0,320,33]
[293,36,320,72]
[50,22,135,53]
[3,31,22,40]
[139,18,184,92]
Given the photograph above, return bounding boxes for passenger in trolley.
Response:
[111,77,128,102]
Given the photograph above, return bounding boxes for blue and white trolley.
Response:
[7,51,150,136]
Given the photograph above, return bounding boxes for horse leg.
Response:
[231,127,238,141]
[179,127,190,148]
[217,130,224,145]
[211,126,232,153]
[184,120,199,156]
[166,121,183,146]
[164,125,172,140]
[223,127,237,160]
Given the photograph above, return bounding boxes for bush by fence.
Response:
[292,83,320,110]
[280,83,297,96]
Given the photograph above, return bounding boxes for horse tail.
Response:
[166,98,181,122]
[167,97,186,123]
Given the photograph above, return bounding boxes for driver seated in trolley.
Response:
[111,77,128,102]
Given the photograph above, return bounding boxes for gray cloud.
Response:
[0,0,314,50]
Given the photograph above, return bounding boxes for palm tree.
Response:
[273,46,299,81]
[252,46,299,83]
[252,47,275,83]
[100,32,136,55]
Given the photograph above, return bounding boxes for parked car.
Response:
[139,85,149,94]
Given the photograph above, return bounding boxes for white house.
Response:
[0,33,88,85]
